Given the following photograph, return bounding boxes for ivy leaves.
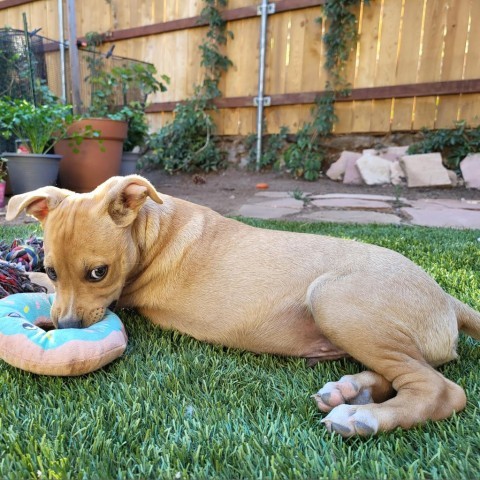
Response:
[144,0,233,173]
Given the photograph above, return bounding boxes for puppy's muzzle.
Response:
[57,318,83,329]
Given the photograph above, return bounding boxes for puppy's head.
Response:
[6,175,163,329]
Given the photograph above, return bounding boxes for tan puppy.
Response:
[6,175,480,437]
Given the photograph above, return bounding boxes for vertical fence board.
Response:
[186,27,207,97]
[225,17,258,98]
[391,0,424,130]
[370,99,392,133]
[436,95,461,129]
[350,2,381,132]
[435,0,470,128]
[370,0,402,132]
[265,11,289,95]
[300,8,325,92]
[413,96,437,130]
[464,0,480,79]
[457,93,480,127]
[285,9,307,93]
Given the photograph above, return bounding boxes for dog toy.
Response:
[0,293,128,376]
[0,261,47,298]
[0,236,44,272]
[0,237,47,299]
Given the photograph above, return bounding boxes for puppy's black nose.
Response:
[58,319,83,329]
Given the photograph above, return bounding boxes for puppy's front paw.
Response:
[312,375,373,412]
[321,404,378,437]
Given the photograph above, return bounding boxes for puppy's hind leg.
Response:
[306,274,467,437]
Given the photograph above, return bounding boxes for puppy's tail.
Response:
[450,295,480,341]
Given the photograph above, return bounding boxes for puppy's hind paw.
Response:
[321,404,379,438]
[312,375,373,413]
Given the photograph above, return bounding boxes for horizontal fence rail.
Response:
[1,0,479,136]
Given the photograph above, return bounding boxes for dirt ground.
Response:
[142,167,479,216]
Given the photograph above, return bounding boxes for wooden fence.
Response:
[1,0,480,136]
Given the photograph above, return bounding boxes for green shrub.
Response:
[408,121,480,169]
[143,98,224,173]
[245,126,289,171]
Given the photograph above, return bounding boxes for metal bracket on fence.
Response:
[257,3,275,15]
[253,96,271,107]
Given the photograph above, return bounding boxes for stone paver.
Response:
[409,198,480,211]
[310,193,407,202]
[254,198,305,209]
[254,191,306,198]
[402,206,480,229]
[298,210,402,225]
[238,204,301,219]
[237,190,479,229]
[311,198,392,211]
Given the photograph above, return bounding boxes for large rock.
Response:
[460,154,480,189]
[390,160,406,186]
[356,154,391,185]
[326,151,360,181]
[400,153,452,188]
[342,156,364,185]
[363,146,409,161]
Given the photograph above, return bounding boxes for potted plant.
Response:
[57,44,168,190]
[101,63,169,176]
[110,101,149,175]
[0,158,8,207]
[0,94,75,194]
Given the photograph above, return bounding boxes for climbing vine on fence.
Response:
[144,0,233,173]
[280,0,364,180]
[243,0,362,179]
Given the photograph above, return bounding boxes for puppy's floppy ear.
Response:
[106,175,163,227]
[6,186,72,223]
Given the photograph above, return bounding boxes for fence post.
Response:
[66,0,82,114]
[254,1,274,171]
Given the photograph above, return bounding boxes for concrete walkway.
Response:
[236,191,480,229]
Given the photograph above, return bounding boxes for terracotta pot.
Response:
[55,118,127,193]
[2,152,62,195]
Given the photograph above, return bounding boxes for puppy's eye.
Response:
[87,266,108,282]
[45,267,57,281]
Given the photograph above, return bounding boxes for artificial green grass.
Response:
[0,220,479,479]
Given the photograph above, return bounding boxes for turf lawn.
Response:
[0,220,478,479]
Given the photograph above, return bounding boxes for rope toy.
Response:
[0,236,47,299]
[0,236,44,272]
[0,293,128,376]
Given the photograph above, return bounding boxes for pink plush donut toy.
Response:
[0,293,127,376]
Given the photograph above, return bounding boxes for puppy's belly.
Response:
[141,305,347,360]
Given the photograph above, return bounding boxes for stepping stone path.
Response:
[237,192,480,229]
